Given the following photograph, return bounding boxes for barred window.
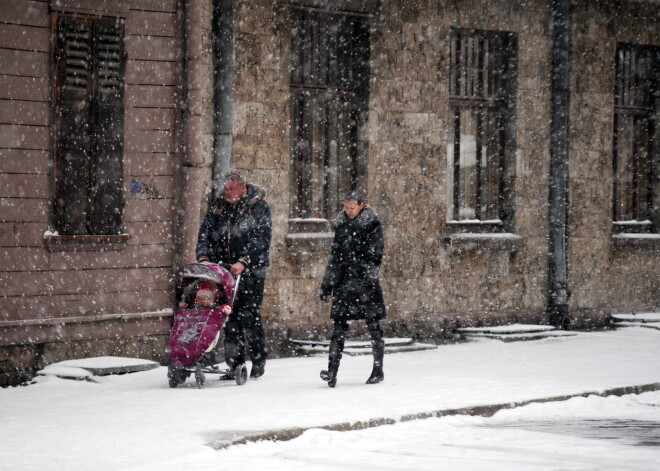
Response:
[289,8,369,219]
[447,28,517,228]
[613,43,659,234]
[53,15,126,235]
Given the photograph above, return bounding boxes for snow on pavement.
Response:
[1,326,659,470]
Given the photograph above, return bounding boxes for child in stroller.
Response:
[167,262,248,388]
[191,280,231,312]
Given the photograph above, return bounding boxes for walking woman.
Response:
[319,192,387,388]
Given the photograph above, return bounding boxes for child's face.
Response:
[196,293,213,308]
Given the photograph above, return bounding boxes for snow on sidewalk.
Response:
[0,326,659,470]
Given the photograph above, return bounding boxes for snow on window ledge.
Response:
[44,233,130,252]
[444,232,523,252]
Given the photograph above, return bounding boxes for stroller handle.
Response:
[231,274,241,306]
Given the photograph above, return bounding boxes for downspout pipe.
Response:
[212,0,234,200]
[547,0,571,328]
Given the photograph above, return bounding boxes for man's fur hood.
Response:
[243,183,267,207]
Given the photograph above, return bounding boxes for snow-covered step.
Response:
[457,324,577,342]
[290,337,437,356]
[37,356,159,381]
[641,322,660,331]
[611,311,660,324]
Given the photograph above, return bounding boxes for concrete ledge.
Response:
[284,232,334,252]
[611,233,660,250]
[444,233,523,252]
[207,382,660,450]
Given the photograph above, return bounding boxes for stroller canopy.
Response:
[174,262,236,308]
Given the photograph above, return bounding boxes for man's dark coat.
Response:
[196,183,272,271]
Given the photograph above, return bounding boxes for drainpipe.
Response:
[174,0,210,267]
[547,0,571,328]
[212,0,234,200]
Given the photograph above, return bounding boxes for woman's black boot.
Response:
[366,338,384,384]
[320,365,338,388]
[320,334,343,388]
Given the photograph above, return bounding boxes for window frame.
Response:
[612,42,659,236]
[446,28,517,234]
[288,7,369,222]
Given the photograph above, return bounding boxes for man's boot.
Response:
[250,361,265,379]
[366,338,384,384]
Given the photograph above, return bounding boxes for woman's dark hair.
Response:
[343,191,365,204]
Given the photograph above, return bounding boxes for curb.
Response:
[208,382,660,450]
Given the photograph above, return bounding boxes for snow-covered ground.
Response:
[1,325,659,470]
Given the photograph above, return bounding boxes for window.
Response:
[613,43,659,234]
[289,8,369,219]
[447,28,517,230]
[53,15,126,236]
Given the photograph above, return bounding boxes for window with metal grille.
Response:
[447,28,517,229]
[289,8,369,219]
[613,43,659,234]
[53,15,126,235]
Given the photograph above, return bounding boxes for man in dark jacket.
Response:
[196,169,272,379]
[319,192,386,387]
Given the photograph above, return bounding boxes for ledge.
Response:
[0,310,172,346]
[446,219,504,233]
[444,232,523,252]
[44,234,130,252]
[285,232,334,252]
[285,218,334,253]
[611,233,660,250]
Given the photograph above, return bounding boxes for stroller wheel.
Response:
[235,363,248,386]
[168,365,188,388]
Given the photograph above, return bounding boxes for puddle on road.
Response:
[490,420,660,447]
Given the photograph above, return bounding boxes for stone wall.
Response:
[568,0,660,313]
[231,0,657,351]
[236,0,561,350]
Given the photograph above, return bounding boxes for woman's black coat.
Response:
[320,206,386,321]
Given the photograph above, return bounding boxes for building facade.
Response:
[1,0,658,385]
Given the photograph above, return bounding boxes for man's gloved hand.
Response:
[319,292,329,303]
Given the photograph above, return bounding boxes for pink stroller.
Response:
[166,262,247,388]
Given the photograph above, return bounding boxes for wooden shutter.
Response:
[55,16,125,235]
[89,19,125,235]
[55,16,93,235]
